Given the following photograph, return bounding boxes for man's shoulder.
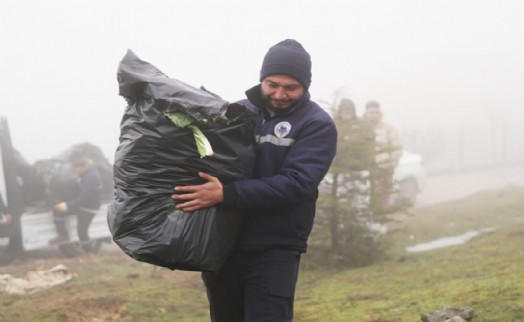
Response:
[304,100,335,124]
[84,166,102,182]
[235,98,257,114]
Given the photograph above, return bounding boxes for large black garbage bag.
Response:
[108,50,256,272]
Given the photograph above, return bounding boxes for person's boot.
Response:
[49,234,70,245]
[80,240,93,253]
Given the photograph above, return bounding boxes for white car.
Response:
[393,150,428,205]
[319,150,427,204]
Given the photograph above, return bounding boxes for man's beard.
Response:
[264,95,295,109]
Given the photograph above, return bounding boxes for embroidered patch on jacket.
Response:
[274,121,292,138]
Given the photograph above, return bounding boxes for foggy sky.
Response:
[1,0,523,164]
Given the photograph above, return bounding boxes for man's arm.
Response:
[172,115,338,212]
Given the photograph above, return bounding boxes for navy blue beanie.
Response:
[259,39,312,89]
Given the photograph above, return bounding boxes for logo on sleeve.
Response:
[274,122,292,138]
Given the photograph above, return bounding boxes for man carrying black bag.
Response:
[173,39,338,322]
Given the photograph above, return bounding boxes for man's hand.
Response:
[54,202,68,212]
[171,172,223,212]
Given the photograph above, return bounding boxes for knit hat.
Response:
[365,100,381,110]
[259,39,312,89]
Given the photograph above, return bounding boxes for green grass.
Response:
[295,222,524,321]
[1,187,523,321]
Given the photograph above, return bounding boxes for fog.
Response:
[2,0,523,172]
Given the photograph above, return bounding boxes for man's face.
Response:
[261,75,305,109]
[74,163,88,176]
[364,106,382,124]
[340,110,355,121]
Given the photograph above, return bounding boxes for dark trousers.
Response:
[52,208,95,242]
[201,248,301,322]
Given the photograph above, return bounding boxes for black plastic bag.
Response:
[108,50,256,272]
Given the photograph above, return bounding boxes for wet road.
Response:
[416,163,524,205]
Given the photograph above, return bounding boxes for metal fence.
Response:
[399,121,524,174]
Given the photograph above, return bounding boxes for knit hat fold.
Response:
[259,39,312,89]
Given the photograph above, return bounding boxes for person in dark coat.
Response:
[49,154,102,252]
[0,194,12,227]
[172,39,338,322]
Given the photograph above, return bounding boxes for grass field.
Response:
[1,187,523,321]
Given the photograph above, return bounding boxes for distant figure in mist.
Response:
[49,153,102,252]
[331,99,375,214]
[363,100,403,214]
[334,99,375,172]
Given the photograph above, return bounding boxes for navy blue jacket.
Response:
[67,166,103,212]
[224,85,337,252]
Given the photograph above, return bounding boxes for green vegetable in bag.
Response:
[164,112,214,158]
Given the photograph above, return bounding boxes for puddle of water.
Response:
[406,227,495,253]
